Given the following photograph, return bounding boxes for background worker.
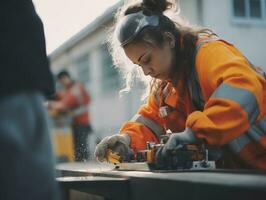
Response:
[49,70,92,161]
[0,0,60,199]
[95,0,266,169]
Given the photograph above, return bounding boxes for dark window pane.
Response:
[250,0,262,18]
[101,45,120,91]
[265,0,266,17]
[76,55,90,84]
[233,0,246,17]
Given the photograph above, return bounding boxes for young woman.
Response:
[95,0,266,169]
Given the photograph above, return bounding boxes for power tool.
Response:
[106,137,216,171]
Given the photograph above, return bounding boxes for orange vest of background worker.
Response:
[94,0,266,170]
[49,70,92,161]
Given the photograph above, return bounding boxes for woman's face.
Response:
[124,39,175,80]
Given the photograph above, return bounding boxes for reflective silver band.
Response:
[228,134,250,154]
[131,114,165,139]
[72,105,88,116]
[212,83,259,123]
[70,84,83,104]
[155,92,160,105]
[196,37,219,52]
[155,84,170,106]
[228,114,266,153]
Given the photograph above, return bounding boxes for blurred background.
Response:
[33,0,266,162]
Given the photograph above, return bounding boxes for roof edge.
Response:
[49,1,122,60]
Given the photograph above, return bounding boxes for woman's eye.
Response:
[142,56,151,64]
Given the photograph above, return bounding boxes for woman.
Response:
[95,0,266,169]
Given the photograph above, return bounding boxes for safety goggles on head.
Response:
[115,11,160,47]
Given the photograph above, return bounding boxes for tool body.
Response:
[106,137,216,171]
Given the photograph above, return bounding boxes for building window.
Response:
[232,0,266,24]
[75,55,90,84]
[100,44,120,93]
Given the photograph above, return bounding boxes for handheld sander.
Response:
[106,136,216,171]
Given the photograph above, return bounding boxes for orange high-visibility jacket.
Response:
[119,38,266,169]
[56,81,91,125]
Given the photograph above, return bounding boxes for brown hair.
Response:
[108,0,215,98]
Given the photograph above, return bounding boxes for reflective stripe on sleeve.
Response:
[228,114,266,154]
[211,83,259,123]
[72,105,88,116]
[228,134,250,154]
[155,84,170,105]
[130,114,165,139]
[70,84,83,104]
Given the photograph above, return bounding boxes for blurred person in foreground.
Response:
[0,0,60,199]
[95,0,266,170]
[48,70,92,162]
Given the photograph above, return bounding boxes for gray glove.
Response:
[161,128,198,155]
[156,128,200,167]
[94,134,132,162]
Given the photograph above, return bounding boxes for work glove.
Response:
[94,134,132,162]
[155,128,200,168]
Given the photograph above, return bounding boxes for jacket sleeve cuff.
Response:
[119,132,131,146]
[182,127,198,143]
[119,122,159,151]
[186,111,211,142]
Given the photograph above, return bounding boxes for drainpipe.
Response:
[197,0,204,25]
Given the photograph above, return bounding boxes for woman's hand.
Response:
[155,128,200,167]
[94,134,132,162]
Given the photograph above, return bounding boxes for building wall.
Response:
[179,0,201,24]
[201,0,266,69]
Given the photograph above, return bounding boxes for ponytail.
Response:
[141,0,173,14]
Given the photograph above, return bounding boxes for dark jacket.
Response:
[0,0,55,98]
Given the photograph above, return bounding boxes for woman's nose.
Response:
[142,65,152,76]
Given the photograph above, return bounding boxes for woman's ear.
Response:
[163,32,176,48]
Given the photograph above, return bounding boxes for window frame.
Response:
[100,44,121,94]
[75,54,90,85]
[231,0,266,26]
